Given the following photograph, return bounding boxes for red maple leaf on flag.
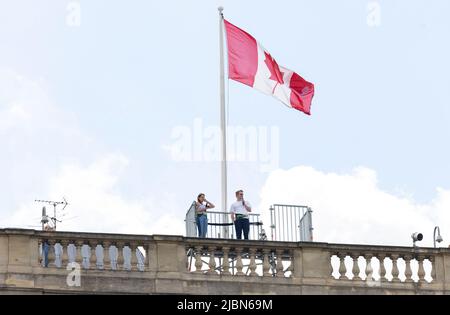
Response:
[264,51,284,85]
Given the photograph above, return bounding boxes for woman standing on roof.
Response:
[195,193,215,238]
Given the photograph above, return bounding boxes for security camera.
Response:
[412,232,423,242]
[411,232,423,247]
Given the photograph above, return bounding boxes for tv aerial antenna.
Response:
[34,197,69,231]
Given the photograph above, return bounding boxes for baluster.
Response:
[37,241,42,266]
[144,244,151,272]
[391,254,400,282]
[61,240,69,268]
[285,250,293,278]
[39,240,43,266]
[276,250,284,277]
[102,241,111,270]
[430,256,436,283]
[329,253,334,277]
[230,248,236,275]
[248,248,257,276]
[54,241,62,268]
[365,254,373,281]
[417,255,426,282]
[82,242,90,269]
[404,255,413,283]
[129,243,139,271]
[222,247,230,276]
[351,253,361,280]
[89,241,98,270]
[207,247,217,275]
[75,240,84,267]
[378,254,386,282]
[338,253,347,280]
[47,239,56,267]
[194,246,203,273]
[235,248,244,276]
[263,249,272,277]
[116,242,125,270]
[110,243,118,270]
[37,242,43,268]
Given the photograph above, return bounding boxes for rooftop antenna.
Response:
[34,197,69,231]
[41,206,49,230]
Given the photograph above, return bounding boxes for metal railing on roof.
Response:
[185,201,263,240]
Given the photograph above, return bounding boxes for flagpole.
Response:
[218,6,229,238]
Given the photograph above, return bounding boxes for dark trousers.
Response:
[234,218,250,240]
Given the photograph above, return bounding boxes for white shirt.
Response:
[230,200,251,217]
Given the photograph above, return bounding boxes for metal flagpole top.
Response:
[218,6,224,17]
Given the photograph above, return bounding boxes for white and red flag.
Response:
[224,20,315,115]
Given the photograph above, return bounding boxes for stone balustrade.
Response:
[1,228,450,294]
[329,246,436,284]
[40,234,148,271]
[185,241,293,277]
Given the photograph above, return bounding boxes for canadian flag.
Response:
[224,20,315,115]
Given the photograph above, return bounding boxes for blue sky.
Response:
[1,1,449,246]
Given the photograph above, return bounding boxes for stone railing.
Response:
[38,231,150,271]
[329,244,437,283]
[185,239,294,277]
[1,228,450,294]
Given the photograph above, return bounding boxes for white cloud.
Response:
[0,69,82,136]
[0,68,185,236]
[259,166,449,247]
[6,154,185,235]
[0,68,94,219]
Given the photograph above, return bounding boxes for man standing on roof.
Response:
[230,189,252,240]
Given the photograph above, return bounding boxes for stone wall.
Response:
[1,228,449,294]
